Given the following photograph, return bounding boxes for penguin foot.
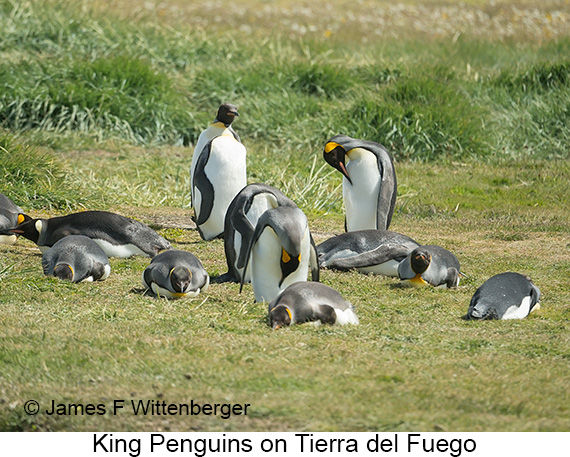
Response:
[211,272,239,284]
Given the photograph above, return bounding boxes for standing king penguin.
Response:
[191,103,247,240]
[3,210,171,258]
[221,183,301,284]
[268,282,359,329]
[142,250,210,299]
[323,134,397,232]
[466,272,541,320]
[0,193,29,245]
[239,206,320,303]
[42,235,111,283]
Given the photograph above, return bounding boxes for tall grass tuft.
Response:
[0,133,89,210]
[0,0,569,161]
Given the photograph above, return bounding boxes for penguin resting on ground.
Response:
[191,103,247,240]
[398,245,461,288]
[466,272,541,320]
[142,250,209,299]
[268,281,359,329]
[42,235,111,283]
[239,206,319,303]
[220,183,299,283]
[317,229,420,277]
[2,210,171,258]
[323,134,397,232]
[0,193,29,245]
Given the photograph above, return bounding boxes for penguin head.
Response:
[53,263,74,281]
[279,247,301,286]
[323,140,352,184]
[216,103,239,126]
[270,305,292,330]
[410,248,432,275]
[5,216,41,243]
[169,266,193,293]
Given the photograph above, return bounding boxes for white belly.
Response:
[358,259,400,277]
[251,229,283,303]
[344,148,381,232]
[0,234,18,245]
[236,193,280,282]
[502,296,532,320]
[190,124,231,197]
[198,136,247,240]
[94,239,148,258]
[251,227,310,303]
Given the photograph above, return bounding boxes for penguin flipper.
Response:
[315,304,337,325]
[233,208,256,271]
[370,143,397,231]
[445,267,460,289]
[239,218,271,294]
[193,142,215,226]
[329,245,411,270]
[142,267,154,291]
[309,233,320,282]
[91,261,108,281]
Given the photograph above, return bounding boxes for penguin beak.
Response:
[272,324,282,330]
[323,144,352,185]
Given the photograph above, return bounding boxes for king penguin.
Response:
[221,183,300,283]
[239,206,320,303]
[398,245,461,288]
[142,249,210,299]
[268,281,359,329]
[0,193,29,245]
[317,229,420,277]
[323,134,397,232]
[42,235,111,283]
[191,103,247,240]
[466,272,541,320]
[3,210,171,258]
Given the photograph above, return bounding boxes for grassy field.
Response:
[1,0,570,432]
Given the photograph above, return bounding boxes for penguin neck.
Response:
[205,121,235,139]
[408,273,429,286]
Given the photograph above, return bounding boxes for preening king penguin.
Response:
[323,134,397,232]
[191,103,247,240]
[0,193,29,245]
[466,272,541,320]
[398,245,461,289]
[42,235,111,283]
[268,281,359,329]
[239,206,320,303]
[4,210,171,258]
[221,183,304,284]
[142,250,210,299]
[317,229,420,277]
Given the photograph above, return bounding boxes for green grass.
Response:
[1,0,570,159]
[1,0,570,433]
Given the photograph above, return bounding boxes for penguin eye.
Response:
[281,248,291,263]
